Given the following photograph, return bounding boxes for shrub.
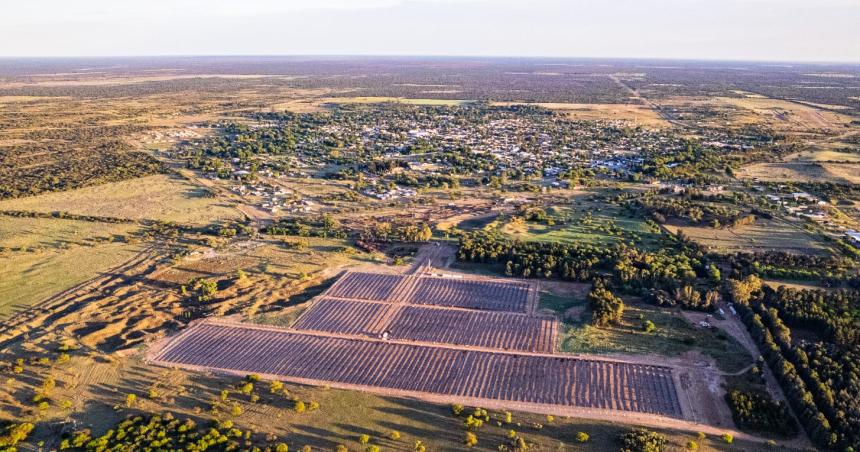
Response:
[642,320,656,333]
[464,431,478,447]
[721,433,733,444]
[388,430,401,441]
[576,432,589,443]
[359,434,370,445]
[619,428,666,452]
[270,381,284,393]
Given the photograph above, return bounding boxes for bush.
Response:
[359,434,370,445]
[642,320,656,333]
[722,433,733,444]
[619,428,666,452]
[389,430,401,441]
[576,431,589,443]
[464,431,478,447]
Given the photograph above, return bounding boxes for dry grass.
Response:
[0,216,143,318]
[737,161,860,184]
[660,95,854,133]
[0,174,242,225]
[662,219,830,255]
[492,101,670,127]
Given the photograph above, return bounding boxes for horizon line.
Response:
[1,54,859,66]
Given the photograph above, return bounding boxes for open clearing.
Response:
[560,303,753,375]
[660,95,854,133]
[0,174,243,225]
[492,101,670,127]
[662,218,830,255]
[0,216,143,318]
[321,96,474,106]
[737,161,860,184]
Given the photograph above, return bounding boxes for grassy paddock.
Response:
[0,216,143,318]
[0,174,242,225]
[560,303,753,374]
[500,205,663,249]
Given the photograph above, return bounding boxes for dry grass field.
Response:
[0,174,243,225]
[662,218,830,255]
[492,101,670,127]
[737,161,860,184]
[0,216,143,318]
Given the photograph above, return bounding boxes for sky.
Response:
[2,0,859,62]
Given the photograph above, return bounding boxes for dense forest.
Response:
[730,279,860,449]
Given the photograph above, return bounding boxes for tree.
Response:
[619,428,666,452]
[576,432,589,443]
[727,275,762,305]
[389,431,401,441]
[588,280,624,326]
[359,434,370,445]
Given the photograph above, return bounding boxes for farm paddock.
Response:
[324,271,536,313]
[291,297,559,353]
[149,321,684,419]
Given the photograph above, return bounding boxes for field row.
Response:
[387,305,556,352]
[292,297,558,352]
[291,298,390,336]
[325,272,403,302]
[152,322,683,418]
[325,272,532,313]
[403,276,531,312]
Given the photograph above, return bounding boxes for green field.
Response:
[559,303,752,373]
[0,174,242,225]
[500,206,663,249]
[0,216,143,318]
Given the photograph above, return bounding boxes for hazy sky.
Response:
[2,0,859,62]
